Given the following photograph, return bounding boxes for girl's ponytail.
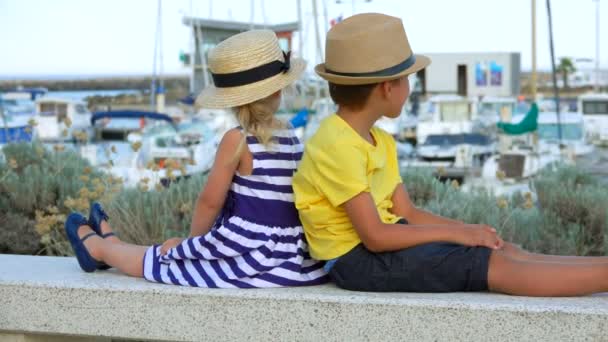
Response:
[234,92,284,147]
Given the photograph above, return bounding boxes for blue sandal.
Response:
[65,212,103,273]
[89,202,116,239]
[89,202,114,270]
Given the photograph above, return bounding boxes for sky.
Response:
[0,0,606,78]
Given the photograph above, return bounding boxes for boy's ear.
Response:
[379,81,392,99]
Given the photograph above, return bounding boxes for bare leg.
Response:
[502,242,608,264]
[100,220,123,244]
[488,250,608,296]
[78,224,147,277]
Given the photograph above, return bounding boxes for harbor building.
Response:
[418,52,521,97]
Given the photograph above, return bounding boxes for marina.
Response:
[2,1,608,340]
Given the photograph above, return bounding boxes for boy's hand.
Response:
[160,237,186,256]
[457,225,504,250]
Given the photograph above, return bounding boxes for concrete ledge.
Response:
[1,254,608,341]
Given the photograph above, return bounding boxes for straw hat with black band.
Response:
[315,13,431,85]
[196,30,306,109]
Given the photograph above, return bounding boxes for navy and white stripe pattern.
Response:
[143,128,328,288]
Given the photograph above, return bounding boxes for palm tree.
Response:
[556,57,576,89]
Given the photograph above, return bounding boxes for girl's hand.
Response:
[160,237,186,256]
[456,225,504,250]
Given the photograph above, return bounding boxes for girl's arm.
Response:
[189,128,244,237]
[343,191,503,252]
[390,184,463,225]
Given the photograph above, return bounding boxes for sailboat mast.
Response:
[594,0,600,92]
[531,0,537,101]
[312,0,323,64]
[151,0,163,110]
[546,0,562,144]
[250,0,255,30]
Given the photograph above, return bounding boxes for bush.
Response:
[402,165,608,256]
[534,166,608,255]
[1,142,607,258]
[0,142,118,255]
[102,173,207,246]
[0,142,208,255]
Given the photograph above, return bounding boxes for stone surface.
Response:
[1,254,608,341]
[0,333,109,342]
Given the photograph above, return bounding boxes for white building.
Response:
[418,52,521,97]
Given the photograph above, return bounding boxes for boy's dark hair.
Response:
[328,78,402,109]
[328,82,377,110]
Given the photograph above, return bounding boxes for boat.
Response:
[416,94,478,146]
[86,110,217,188]
[462,103,565,197]
[416,133,495,163]
[0,91,38,144]
[33,97,93,142]
[578,93,608,146]
[474,96,521,134]
[91,109,173,141]
[535,111,594,157]
[461,143,563,197]
[195,108,238,137]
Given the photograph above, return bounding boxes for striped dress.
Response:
[142,128,329,288]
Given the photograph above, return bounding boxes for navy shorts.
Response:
[329,220,492,292]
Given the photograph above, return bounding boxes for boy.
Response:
[293,13,608,296]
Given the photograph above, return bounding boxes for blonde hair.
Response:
[233,92,284,147]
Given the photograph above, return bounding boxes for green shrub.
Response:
[102,173,207,246]
[2,142,607,258]
[534,166,608,255]
[0,142,117,255]
[402,165,608,256]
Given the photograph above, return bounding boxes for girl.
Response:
[293,13,608,296]
[65,30,328,288]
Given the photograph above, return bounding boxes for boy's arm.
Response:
[390,184,463,225]
[343,191,502,253]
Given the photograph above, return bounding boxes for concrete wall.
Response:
[2,255,608,342]
[423,52,521,97]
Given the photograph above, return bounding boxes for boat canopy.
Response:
[4,88,48,100]
[91,110,173,125]
[496,103,538,135]
[178,94,196,106]
[422,133,493,146]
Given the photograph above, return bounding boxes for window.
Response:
[537,123,583,141]
[39,103,68,120]
[582,101,608,115]
[440,102,470,121]
[75,104,88,114]
[480,103,513,117]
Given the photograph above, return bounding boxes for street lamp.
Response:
[593,0,600,92]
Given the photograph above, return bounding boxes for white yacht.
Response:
[34,97,93,142]
[535,111,594,157]
[416,133,495,163]
[461,142,563,198]
[578,93,608,146]
[416,95,477,145]
[0,91,37,144]
[474,96,520,133]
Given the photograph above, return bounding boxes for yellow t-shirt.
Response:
[293,114,403,260]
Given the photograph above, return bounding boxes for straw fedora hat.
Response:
[315,13,430,85]
[196,30,306,109]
